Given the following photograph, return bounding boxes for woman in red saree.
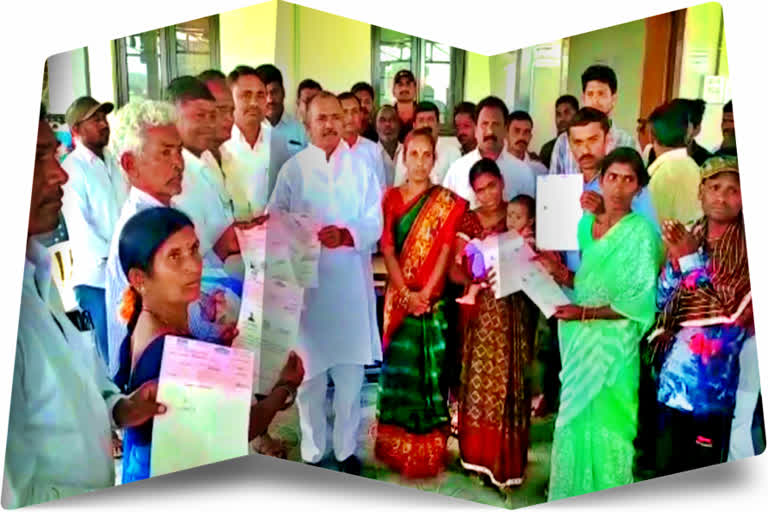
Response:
[374,128,467,478]
[450,158,538,490]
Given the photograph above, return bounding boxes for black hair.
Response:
[297,78,322,98]
[723,100,733,114]
[469,157,503,188]
[567,107,610,135]
[600,147,650,188]
[166,75,215,104]
[227,65,262,87]
[509,194,535,219]
[508,110,533,126]
[197,69,226,83]
[415,101,440,121]
[40,103,47,122]
[581,65,618,94]
[453,101,476,121]
[337,91,360,107]
[649,101,688,148]
[351,82,374,99]
[474,96,509,124]
[255,64,284,89]
[556,94,579,111]
[118,207,195,335]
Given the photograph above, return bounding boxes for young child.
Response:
[456,194,541,305]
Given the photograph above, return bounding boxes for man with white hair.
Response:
[269,91,383,475]
[104,100,244,377]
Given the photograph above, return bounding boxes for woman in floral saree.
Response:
[539,148,663,500]
[450,158,540,491]
[374,128,467,478]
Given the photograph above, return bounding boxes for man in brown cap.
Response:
[61,96,130,370]
[392,69,418,142]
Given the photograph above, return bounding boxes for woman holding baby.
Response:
[449,158,541,491]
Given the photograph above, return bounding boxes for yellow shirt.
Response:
[648,147,703,225]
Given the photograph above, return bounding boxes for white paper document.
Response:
[151,336,254,477]
[536,174,584,251]
[518,261,572,318]
[232,212,320,393]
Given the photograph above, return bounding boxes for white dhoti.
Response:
[728,335,761,461]
[297,364,364,463]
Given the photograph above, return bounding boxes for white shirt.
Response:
[61,144,129,289]
[394,137,462,187]
[378,140,402,189]
[268,141,383,380]
[522,151,549,176]
[175,148,235,255]
[3,239,123,509]
[222,122,272,220]
[442,147,537,208]
[104,187,227,377]
[347,135,385,193]
[270,112,308,191]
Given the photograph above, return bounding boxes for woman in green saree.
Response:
[538,148,663,499]
[374,128,467,478]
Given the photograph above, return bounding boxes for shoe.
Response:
[338,455,362,475]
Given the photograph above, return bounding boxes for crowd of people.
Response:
[4,58,761,509]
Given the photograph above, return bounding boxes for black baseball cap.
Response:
[393,69,416,85]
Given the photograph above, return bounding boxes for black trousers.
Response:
[655,404,733,476]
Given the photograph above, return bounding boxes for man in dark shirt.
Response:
[539,94,578,168]
[392,69,417,142]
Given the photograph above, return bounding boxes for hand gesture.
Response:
[277,351,305,389]
[201,289,226,323]
[553,305,583,320]
[114,380,166,429]
[408,289,430,316]
[580,190,605,215]
[318,225,343,248]
[661,220,698,261]
[214,224,241,260]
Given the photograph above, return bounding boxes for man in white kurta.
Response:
[268,92,383,472]
[443,96,536,208]
[61,96,130,367]
[393,102,461,186]
[3,114,163,508]
[339,92,386,191]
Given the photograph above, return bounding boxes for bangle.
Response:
[581,307,588,321]
[273,384,297,410]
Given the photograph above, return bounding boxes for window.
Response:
[114,16,220,106]
[371,27,465,135]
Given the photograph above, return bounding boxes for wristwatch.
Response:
[272,381,298,410]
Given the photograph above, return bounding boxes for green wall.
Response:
[566,19,646,137]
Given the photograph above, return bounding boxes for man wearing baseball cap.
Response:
[649,156,757,475]
[61,96,130,370]
[392,69,417,142]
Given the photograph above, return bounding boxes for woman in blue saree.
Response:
[113,207,304,483]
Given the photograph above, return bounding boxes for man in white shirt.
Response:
[104,100,244,377]
[453,101,477,156]
[2,106,165,509]
[198,69,235,167]
[443,96,536,208]
[375,105,401,189]
[268,91,383,475]
[393,101,461,186]
[166,76,244,257]
[256,64,308,187]
[221,66,273,221]
[549,65,638,175]
[61,96,130,367]
[338,92,385,190]
[506,110,549,176]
